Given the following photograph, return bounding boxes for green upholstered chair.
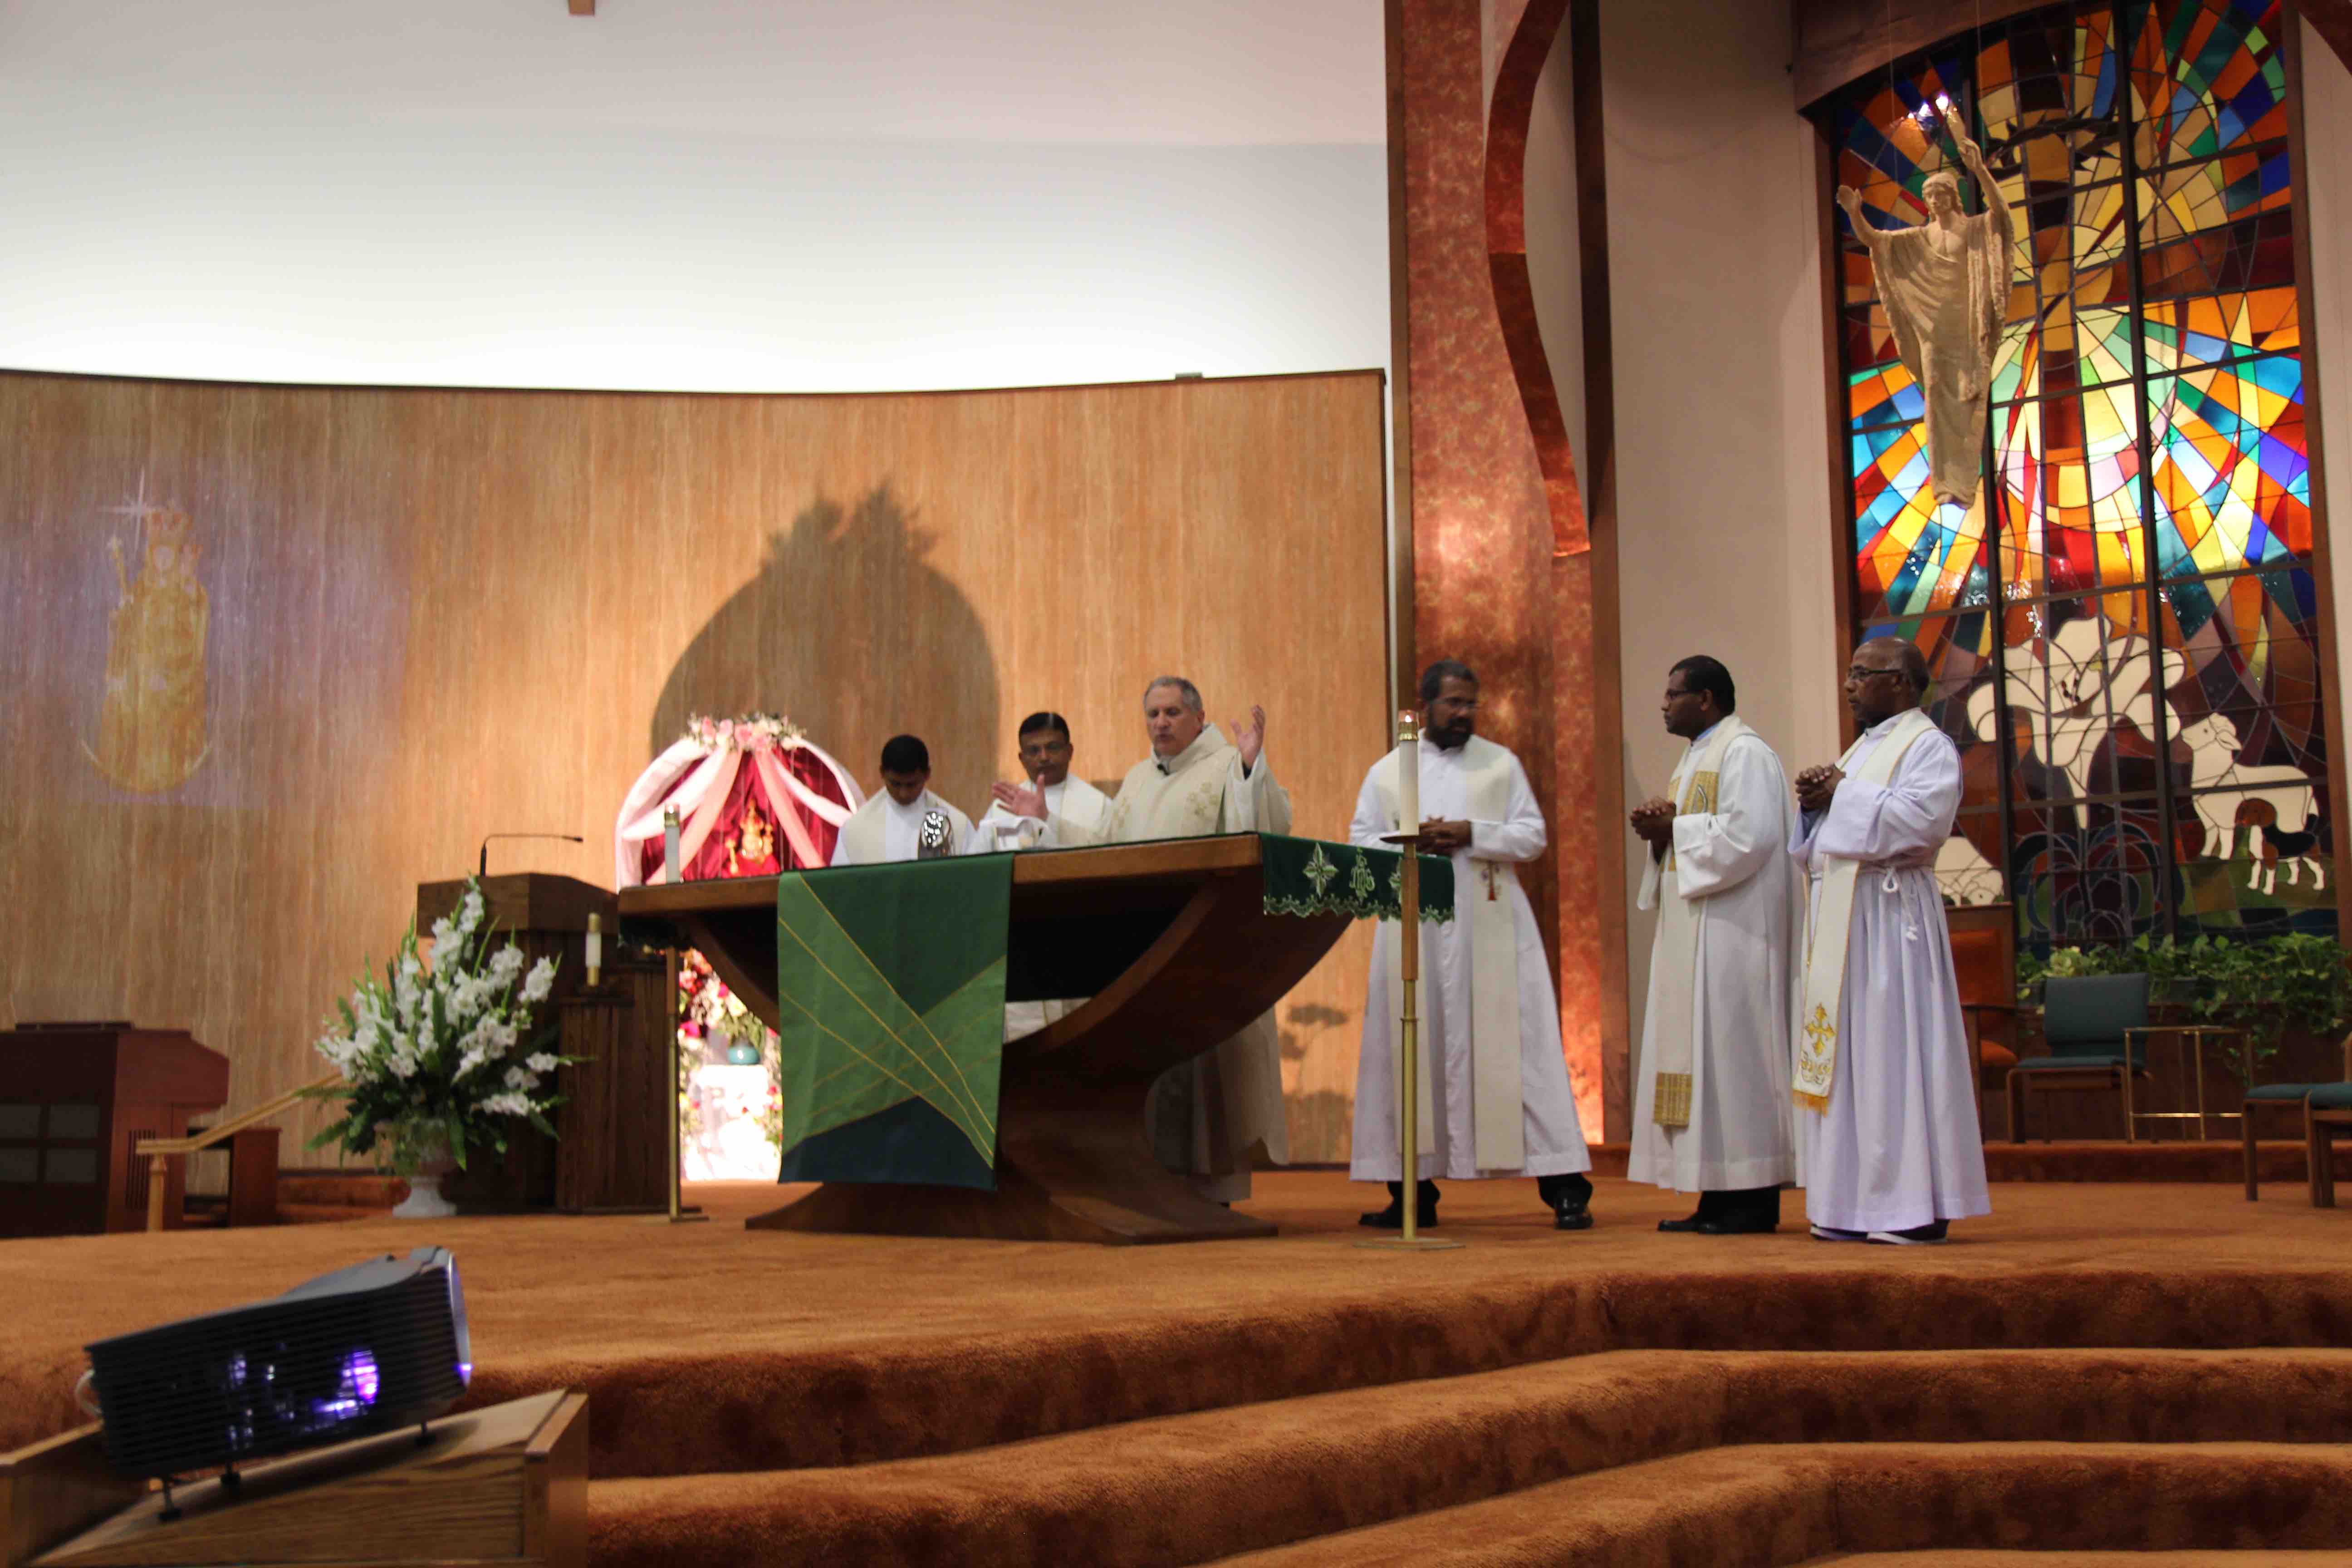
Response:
[2244,1080,2317,1200]
[2007,973,2153,1142]
[2305,1083,2352,1207]
[2244,1032,2352,1203]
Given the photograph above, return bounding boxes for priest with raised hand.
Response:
[990,676,1290,1201]
[1789,637,1989,1245]
[829,734,979,865]
[1627,655,1796,1235]
[975,710,1110,853]
[975,710,1112,1038]
[1348,660,1594,1232]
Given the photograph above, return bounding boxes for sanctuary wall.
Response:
[0,369,1390,1161]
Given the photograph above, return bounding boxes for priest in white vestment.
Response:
[1789,638,1989,1244]
[975,710,1112,1037]
[975,710,1111,852]
[829,734,980,865]
[992,676,1290,1202]
[1628,655,1797,1235]
[1348,660,1594,1231]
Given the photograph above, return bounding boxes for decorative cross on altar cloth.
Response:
[1303,843,1338,897]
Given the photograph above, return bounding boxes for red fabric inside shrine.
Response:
[636,748,848,884]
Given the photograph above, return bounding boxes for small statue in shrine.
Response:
[87,506,211,792]
[1838,102,2014,510]
[726,795,780,877]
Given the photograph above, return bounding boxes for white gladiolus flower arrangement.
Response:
[304,874,565,1176]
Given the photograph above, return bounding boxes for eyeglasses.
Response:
[1844,666,1905,682]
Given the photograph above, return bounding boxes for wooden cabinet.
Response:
[0,1024,227,1236]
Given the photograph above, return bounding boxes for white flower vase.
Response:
[391,1134,459,1219]
[393,1167,458,1219]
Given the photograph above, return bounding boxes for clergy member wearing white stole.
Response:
[828,734,980,865]
[975,710,1111,1038]
[1789,638,1989,1245]
[1627,656,1796,1235]
[990,676,1290,1203]
[1348,660,1595,1232]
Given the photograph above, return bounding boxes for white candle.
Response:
[1397,709,1419,838]
[662,805,682,884]
[585,912,603,987]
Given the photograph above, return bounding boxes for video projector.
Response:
[84,1245,472,1487]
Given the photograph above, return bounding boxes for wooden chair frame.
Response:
[2007,1026,2155,1144]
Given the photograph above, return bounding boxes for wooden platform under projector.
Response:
[1,1390,584,1568]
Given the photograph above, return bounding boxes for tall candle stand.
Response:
[1360,709,1463,1253]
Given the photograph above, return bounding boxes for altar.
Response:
[619,835,1431,1244]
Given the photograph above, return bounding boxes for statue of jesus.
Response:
[1838,104,2014,510]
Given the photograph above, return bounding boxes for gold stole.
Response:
[1792,708,1937,1112]
[1374,735,1523,1171]
[1635,716,1749,1129]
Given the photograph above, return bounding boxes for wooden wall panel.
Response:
[0,369,1390,1164]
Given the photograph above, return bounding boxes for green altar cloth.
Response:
[772,834,1454,1190]
[772,856,1011,1191]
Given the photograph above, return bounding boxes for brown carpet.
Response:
[585,1351,2352,1568]
[8,1173,2352,1564]
[1208,1445,2352,1566]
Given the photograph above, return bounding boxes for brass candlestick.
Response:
[1361,710,1463,1253]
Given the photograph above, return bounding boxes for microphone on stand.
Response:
[478,833,586,877]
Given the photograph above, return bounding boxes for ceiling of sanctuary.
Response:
[1792,0,2352,108]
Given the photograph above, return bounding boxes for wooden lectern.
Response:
[619,837,1356,1245]
[412,875,666,1213]
[0,1025,227,1237]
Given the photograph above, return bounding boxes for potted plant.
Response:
[304,877,563,1217]
[2169,932,2351,1093]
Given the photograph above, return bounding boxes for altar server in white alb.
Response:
[1628,656,1797,1235]
[828,735,979,865]
[991,676,1291,1201]
[1348,660,1594,1232]
[1789,637,1989,1244]
[975,710,1112,1037]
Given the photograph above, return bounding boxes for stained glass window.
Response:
[1828,0,2328,949]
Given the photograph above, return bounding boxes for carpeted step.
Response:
[276,1202,379,1225]
[584,1349,2352,1568]
[1803,1553,2352,1565]
[535,1262,2352,1479]
[1207,1442,2352,1567]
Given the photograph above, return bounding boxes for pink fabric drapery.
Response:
[614,727,861,887]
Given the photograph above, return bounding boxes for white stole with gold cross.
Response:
[1792,707,1938,1112]
[1372,735,1524,1171]
[1634,714,1750,1128]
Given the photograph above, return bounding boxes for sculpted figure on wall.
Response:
[1838,104,2015,510]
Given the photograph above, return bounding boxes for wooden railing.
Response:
[134,1072,340,1233]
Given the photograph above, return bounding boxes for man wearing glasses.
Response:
[1788,637,1989,1245]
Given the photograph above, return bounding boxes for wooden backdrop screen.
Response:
[0,368,1390,1163]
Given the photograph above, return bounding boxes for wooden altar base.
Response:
[622,838,1350,1246]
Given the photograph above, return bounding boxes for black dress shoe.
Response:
[1359,1179,1440,1230]
[1554,1201,1593,1231]
[1656,1212,1707,1233]
[1695,1213,1779,1235]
